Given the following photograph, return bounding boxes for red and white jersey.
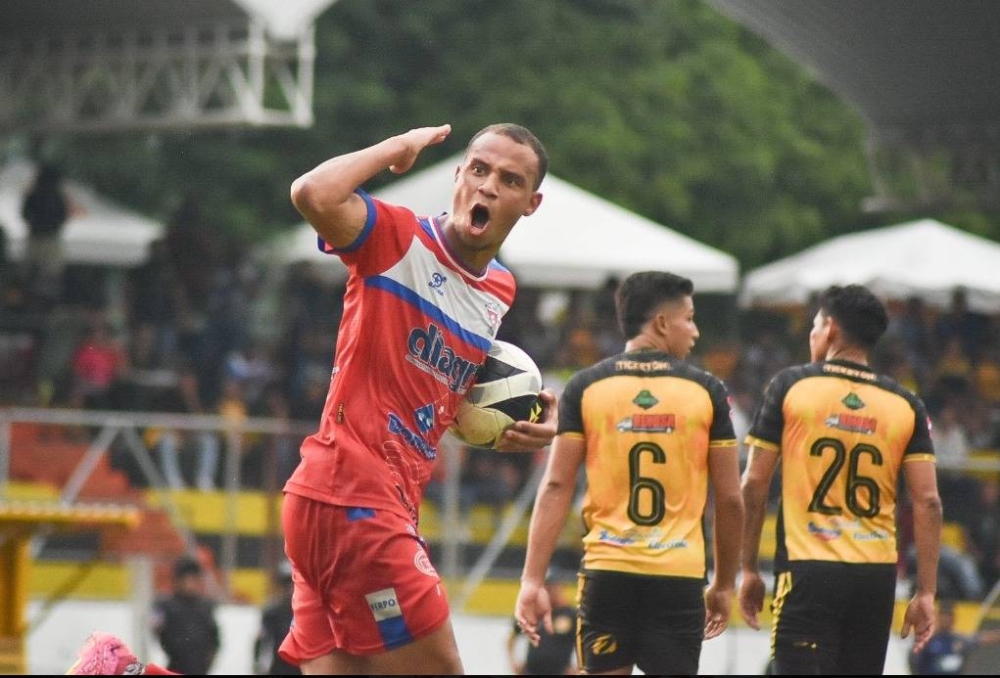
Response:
[284,190,516,521]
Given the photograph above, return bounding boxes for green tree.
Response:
[27,0,995,270]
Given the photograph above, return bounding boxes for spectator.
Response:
[254,561,301,676]
[154,359,220,491]
[909,601,1000,675]
[68,317,127,410]
[958,479,1000,592]
[152,555,220,675]
[20,162,70,303]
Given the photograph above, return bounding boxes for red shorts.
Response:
[277,493,450,662]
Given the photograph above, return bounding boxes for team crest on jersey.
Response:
[414,403,435,434]
[825,413,877,434]
[428,272,447,295]
[484,300,502,336]
[617,413,675,433]
[841,392,865,410]
[632,390,659,409]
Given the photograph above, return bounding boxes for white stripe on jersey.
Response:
[379,237,509,343]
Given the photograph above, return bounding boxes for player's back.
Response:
[560,349,735,577]
[748,359,934,568]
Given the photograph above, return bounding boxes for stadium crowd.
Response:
[0,215,998,601]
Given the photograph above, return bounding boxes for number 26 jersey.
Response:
[746,359,935,568]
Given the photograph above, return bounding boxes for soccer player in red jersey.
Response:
[279,124,557,674]
[67,123,557,676]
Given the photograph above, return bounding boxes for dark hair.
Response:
[817,284,888,350]
[615,271,694,339]
[173,555,203,580]
[466,123,548,189]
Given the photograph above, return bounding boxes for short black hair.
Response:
[817,284,888,350]
[615,271,694,339]
[173,555,203,580]
[466,123,548,190]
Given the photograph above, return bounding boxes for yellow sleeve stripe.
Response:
[559,431,586,441]
[709,439,738,448]
[903,453,936,463]
[745,435,780,452]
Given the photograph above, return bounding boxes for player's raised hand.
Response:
[497,388,557,452]
[389,125,452,174]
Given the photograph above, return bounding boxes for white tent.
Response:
[266,154,739,292]
[0,159,165,267]
[739,218,1000,313]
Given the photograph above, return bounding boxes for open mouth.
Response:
[470,205,490,232]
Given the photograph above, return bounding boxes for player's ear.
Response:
[522,191,542,217]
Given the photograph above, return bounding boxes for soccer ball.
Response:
[449,340,544,449]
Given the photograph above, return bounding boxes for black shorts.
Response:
[577,569,705,675]
[770,561,897,675]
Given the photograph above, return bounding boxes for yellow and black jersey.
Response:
[746,359,934,569]
[558,349,737,578]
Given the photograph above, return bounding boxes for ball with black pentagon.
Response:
[449,340,543,449]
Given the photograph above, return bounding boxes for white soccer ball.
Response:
[449,340,544,449]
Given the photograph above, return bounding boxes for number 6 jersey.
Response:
[745,359,935,569]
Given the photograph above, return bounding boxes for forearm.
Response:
[290,135,409,247]
[292,135,408,210]
[521,480,575,584]
[740,481,769,573]
[712,494,744,588]
[911,494,943,595]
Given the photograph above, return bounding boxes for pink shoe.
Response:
[65,632,146,675]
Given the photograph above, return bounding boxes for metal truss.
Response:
[863,121,1000,213]
[0,18,315,134]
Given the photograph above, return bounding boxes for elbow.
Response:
[920,493,943,518]
[720,492,745,518]
[290,174,318,214]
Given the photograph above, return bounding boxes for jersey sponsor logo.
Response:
[366,588,403,622]
[648,537,688,550]
[616,413,675,433]
[414,403,435,434]
[407,323,481,393]
[825,413,877,434]
[853,528,889,541]
[807,521,843,541]
[387,412,437,460]
[842,392,865,410]
[597,530,637,546]
[590,633,618,655]
[428,271,447,295]
[632,389,659,410]
[414,548,438,577]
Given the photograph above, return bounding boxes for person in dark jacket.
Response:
[254,561,301,675]
[152,555,220,674]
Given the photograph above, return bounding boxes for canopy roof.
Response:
[266,155,739,292]
[0,159,164,267]
[739,219,1000,313]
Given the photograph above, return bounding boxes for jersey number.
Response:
[807,437,882,518]
[627,442,666,526]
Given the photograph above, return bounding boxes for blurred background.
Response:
[1,0,999,674]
